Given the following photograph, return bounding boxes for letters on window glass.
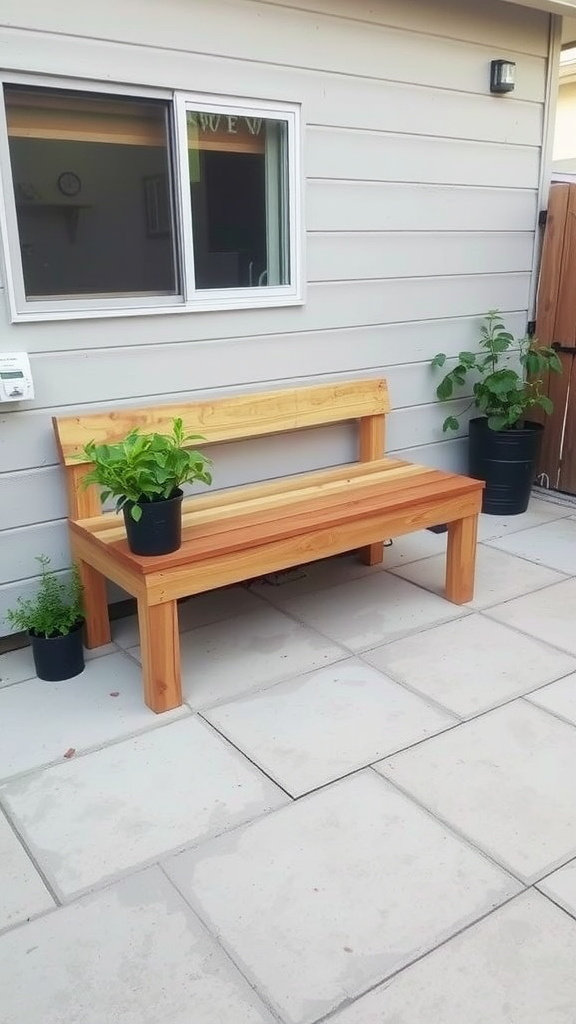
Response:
[187,110,288,290]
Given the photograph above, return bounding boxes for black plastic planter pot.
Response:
[123,489,184,556]
[468,417,544,516]
[30,620,85,682]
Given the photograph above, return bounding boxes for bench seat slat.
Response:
[71,465,481,574]
[74,457,411,535]
[142,490,483,605]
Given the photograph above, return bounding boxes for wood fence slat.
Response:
[535,183,572,485]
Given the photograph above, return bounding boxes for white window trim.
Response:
[0,74,304,323]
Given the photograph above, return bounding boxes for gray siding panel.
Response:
[0,0,550,631]
[308,233,535,281]
[306,130,541,189]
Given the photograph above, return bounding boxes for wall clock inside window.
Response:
[57,171,81,197]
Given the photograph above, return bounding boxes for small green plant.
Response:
[80,417,213,521]
[431,310,562,432]
[6,556,84,638]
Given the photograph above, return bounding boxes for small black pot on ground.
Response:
[468,417,544,516]
[30,620,85,682]
[123,488,184,556]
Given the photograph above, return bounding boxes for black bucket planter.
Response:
[30,620,85,682]
[468,417,544,516]
[123,489,184,556]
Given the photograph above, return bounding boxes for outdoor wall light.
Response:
[490,59,516,94]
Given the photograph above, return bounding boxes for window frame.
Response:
[0,74,303,323]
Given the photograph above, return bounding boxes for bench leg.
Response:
[77,559,111,648]
[137,598,182,713]
[359,542,384,566]
[446,515,478,604]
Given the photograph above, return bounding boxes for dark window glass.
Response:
[187,110,289,290]
[4,85,179,299]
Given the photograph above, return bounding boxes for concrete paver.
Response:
[2,495,576,1023]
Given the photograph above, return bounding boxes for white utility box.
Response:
[0,352,34,402]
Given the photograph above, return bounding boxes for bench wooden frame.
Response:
[53,379,483,713]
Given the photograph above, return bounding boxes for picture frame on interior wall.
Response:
[0,72,304,322]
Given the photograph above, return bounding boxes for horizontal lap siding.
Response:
[0,0,550,630]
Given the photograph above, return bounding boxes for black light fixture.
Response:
[490,59,516,94]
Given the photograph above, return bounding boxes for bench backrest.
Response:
[53,378,390,521]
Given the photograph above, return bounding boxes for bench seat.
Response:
[54,380,483,713]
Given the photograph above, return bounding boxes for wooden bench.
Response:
[53,379,483,714]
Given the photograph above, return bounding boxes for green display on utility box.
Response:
[0,371,23,379]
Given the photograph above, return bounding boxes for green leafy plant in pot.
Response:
[80,418,213,555]
[6,555,85,681]
[431,310,562,515]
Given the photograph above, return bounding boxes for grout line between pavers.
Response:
[377,761,576,890]
[357,646,576,726]
[530,876,576,930]
[388,557,572,613]
[158,862,287,1024]
[367,767,529,888]
[201,709,464,801]
[0,801,62,909]
[2,796,296,913]
[0,706,195,787]
[349,608,473,658]
[310,890,527,1024]
[198,714,296,800]
[264,576,474,656]
[190,647,353,714]
[480,540,576,579]
[480,604,576,659]
[0,900,64,941]
[520,693,576,731]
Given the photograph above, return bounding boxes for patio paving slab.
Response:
[328,891,576,1024]
[165,771,519,1024]
[248,552,388,607]
[527,672,576,726]
[112,583,266,648]
[487,577,576,657]
[363,614,576,719]
[538,859,576,918]
[0,646,37,688]
[204,659,455,796]
[129,605,346,709]
[485,517,576,575]
[0,716,287,899]
[281,573,468,653]
[475,496,573,542]
[391,545,566,610]
[0,812,54,931]
[0,651,188,779]
[250,537,446,609]
[0,866,274,1024]
[377,700,576,883]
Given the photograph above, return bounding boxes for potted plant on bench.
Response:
[431,310,562,515]
[80,417,212,555]
[6,555,85,681]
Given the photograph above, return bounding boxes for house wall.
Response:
[0,0,552,630]
[553,81,576,170]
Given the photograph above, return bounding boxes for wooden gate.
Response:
[535,183,576,494]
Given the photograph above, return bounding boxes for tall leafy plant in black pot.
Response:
[6,556,85,681]
[431,311,562,515]
[80,418,213,555]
